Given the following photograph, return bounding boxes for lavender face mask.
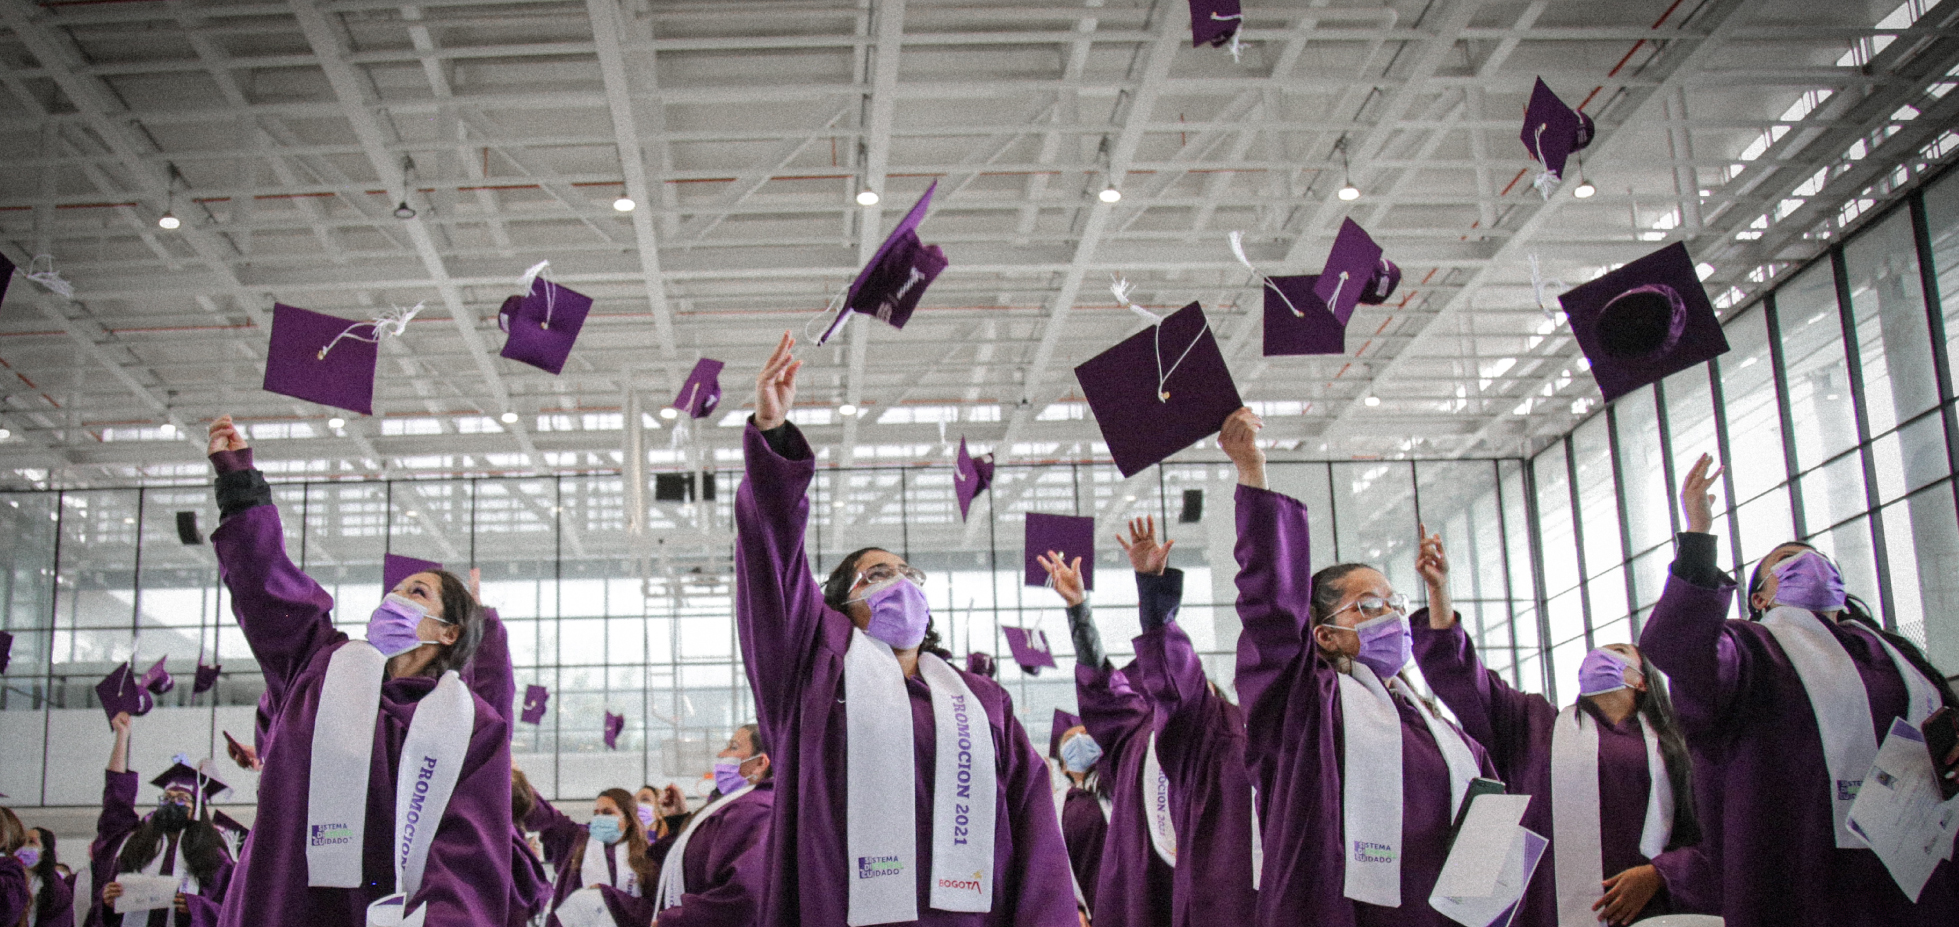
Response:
[1773,550,1847,613]
[1578,648,1638,696]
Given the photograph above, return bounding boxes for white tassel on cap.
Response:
[23,255,74,298]
[1110,274,1159,323]
[1528,253,1567,321]
[317,301,425,360]
[1229,231,1302,318]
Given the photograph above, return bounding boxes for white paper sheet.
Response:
[1431,827,1546,927]
[1435,794,1532,898]
[1847,718,1959,902]
[554,886,615,927]
[112,873,182,914]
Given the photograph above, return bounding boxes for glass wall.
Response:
[1533,162,1959,698]
[0,454,1533,805]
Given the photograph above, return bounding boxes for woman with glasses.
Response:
[734,333,1076,927]
[1640,455,1959,927]
[1409,528,1711,926]
[1221,408,1496,927]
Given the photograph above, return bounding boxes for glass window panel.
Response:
[1870,413,1948,505]
[1571,416,1624,578]
[1547,588,1585,648]
[1735,490,1798,570]
[1414,461,1508,618]
[1778,262,1859,470]
[1550,635,1589,707]
[1845,210,1939,437]
[1331,462,1418,583]
[1800,452,1869,535]
[1878,484,1958,650]
[1534,444,1580,596]
[1500,461,1539,653]
[1661,366,1717,477]
[1613,388,1674,558]
[1717,306,1790,506]
[1628,546,1672,614]
[1587,565,1629,631]
[1920,168,1959,374]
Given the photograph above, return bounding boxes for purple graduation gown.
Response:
[2,856,30,927]
[30,862,78,927]
[1128,571,1259,927]
[1074,658,1173,927]
[1232,484,1496,927]
[1639,558,1959,927]
[524,796,645,927]
[1059,789,1106,910]
[734,420,1078,927]
[209,481,512,927]
[654,782,776,927]
[460,608,554,927]
[85,770,234,927]
[1411,618,1717,925]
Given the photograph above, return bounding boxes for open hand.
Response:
[1678,453,1723,534]
[1594,863,1662,926]
[1117,516,1173,575]
[1415,523,1453,626]
[754,332,801,431]
[1036,551,1087,607]
[207,414,248,455]
[1219,407,1265,489]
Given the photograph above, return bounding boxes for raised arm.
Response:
[462,597,516,722]
[1636,455,1743,737]
[733,334,834,732]
[204,415,341,701]
[1036,552,1153,746]
[95,712,141,853]
[521,791,586,867]
[1408,525,1553,765]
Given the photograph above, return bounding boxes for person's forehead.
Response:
[1338,568,1392,597]
[859,549,906,570]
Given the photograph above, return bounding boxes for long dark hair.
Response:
[418,569,487,678]
[820,547,948,656]
[566,788,656,891]
[1582,652,1703,850]
[0,809,24,927]
[116,807,228,889]
[29,827,60,923]
[1747,542,1958,711]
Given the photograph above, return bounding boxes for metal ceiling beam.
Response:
[584,0,680,362]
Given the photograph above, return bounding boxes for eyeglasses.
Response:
[1327,593,1409,622]
[855,563,927,589]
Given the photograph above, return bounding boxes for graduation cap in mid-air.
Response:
[964,651,997,679]
[1521,78,1597,196]
[498,262,594,376]
[193,658,220,695]
[954,438,995,521]
[140,656,175,696]
[603,711,625,749]
[96,662,156,723]
[672,358,725,419]
[1075,301,1242,477]
[262,302,422,416]
[1189,0,1243,47]
[1558,242,1729,403]
[818,182,948,345]
[1025,513,1097,590]
[520,684,550,725]
[1002,626,1059,676]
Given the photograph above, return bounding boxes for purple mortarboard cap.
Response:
[0,630,12,674]
[603,711,625,749]
[965,651,997,679]
[673,358,725,419]
[1521,78,1594,181]
[193,659,219,695]
[152,757,230,802]
[1358,257,1403,306]
[140,655,175,696]
[1049,709,1083,759]
[1189,0,1243,47]
[262,303,380,416]
[1263,275,1345,357]
[95,662,155,723]
[383,553,443,594]
[818,181,948,345]
[0,252,14,306]
[1025,512,1095,590]
[498,276,594,376]
[954,437,995,521]
[1313,219,1385,325]
[1002,626,1059,676]
[520,684,550,725]
[1075,301,1243,478]
[1559,242,1729,403]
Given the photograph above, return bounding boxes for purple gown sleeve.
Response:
[1410,616,1556,775]
[462,607,515,723]
[1649,845,1715,913]
[87,769,141,927]
[1130,571,1200,718]
[209,500,341,716]
[40,866,78,927]
[733,421,833,741]
[654,794,772,927]
[1075,659,1152,756]
[1635,540,1741,740]
[523,794,586,867]
[1231,484,1325,800]
[0,856,29,927]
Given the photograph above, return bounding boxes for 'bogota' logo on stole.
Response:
[938,870,985,894]
[1353,840,1395,863]
[310,823,354,847]
[857,856,904,880]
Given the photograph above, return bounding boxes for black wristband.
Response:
[1065,600,1110,671]
[1670,531,1725,589]
[215,469,273,520]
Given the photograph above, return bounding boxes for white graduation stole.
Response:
[654,785,755,911]
[1336,663,1479,908]
[842,631,999,925]
[1761,606,1942,848]
[577,836,636,897]
[368,669,473,926]
[1141,735,1178,866]
[1549,705,1673,927]
[308,642,386,888]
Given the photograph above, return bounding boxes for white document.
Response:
[113,873,182,914]
[1431,827,1546,927]
[1847,718,1959,901]
[1435,794,1532,898]
[554,887,616,927]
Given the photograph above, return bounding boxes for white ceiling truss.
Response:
[3,0,1959,490]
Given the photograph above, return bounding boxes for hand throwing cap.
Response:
[818,181,948,345]
[96,661,156,723]
[672,358,725,419]
[1025,512,1096,589]
[1076,301,1243,477]
[1558,242,1729,402]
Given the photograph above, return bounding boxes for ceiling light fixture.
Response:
[658,407,679,421]
[500,411,519,424]
[1572,153,1596,199]
[1098,186,1122,203]
[856,189,881,206]
[158,422,177,437]
[327,417,346,429]
[158,213,180,230]
[0,428,10,441]
[394,155,418,220]
[613,196,636,212]
[1363,395,1381,407]
[1335,137,1361,201]
[838,402,859,416]
[158,166,183,229]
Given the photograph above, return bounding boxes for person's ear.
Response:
[748,754,771,781]
[1311,624,1338,654]
[433,620,462,646]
